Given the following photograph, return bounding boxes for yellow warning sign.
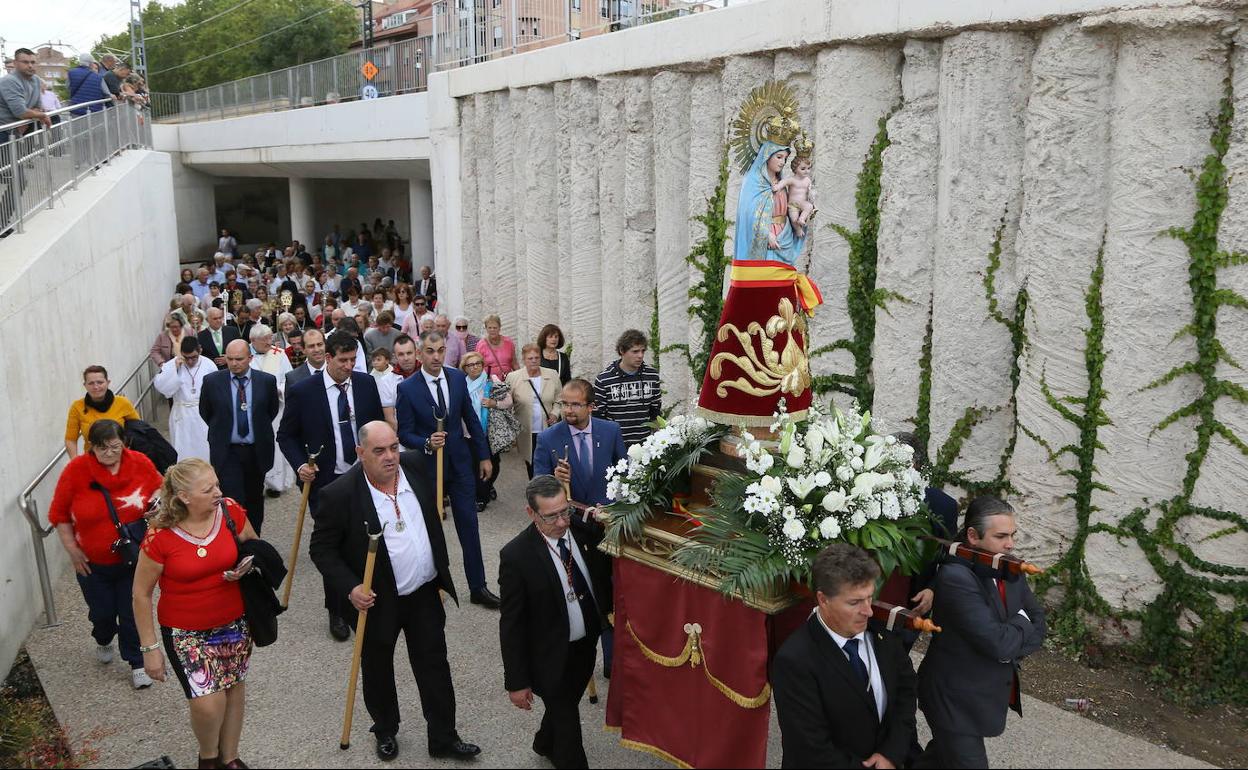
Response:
[362,61,378,80]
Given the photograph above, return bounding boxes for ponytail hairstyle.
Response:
[959,495,1015,542]
[151,458,215,530]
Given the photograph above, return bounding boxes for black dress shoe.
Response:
[329,612,351,641]
[469,588,501,609]
[375,734,399,761]
[531,738,553,759]
[476,501,487,513]
[489,488,497,501]
[429,739,481,759]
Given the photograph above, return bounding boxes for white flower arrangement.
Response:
[604,414,724,507]
[734,400,927,569]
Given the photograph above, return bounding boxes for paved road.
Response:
[24,452,1212,769]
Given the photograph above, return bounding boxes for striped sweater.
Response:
[593,361,662,447]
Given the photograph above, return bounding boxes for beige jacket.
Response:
[505,367,562,461]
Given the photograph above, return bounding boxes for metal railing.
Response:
[150,35,433,124]
[1,99,152,236]
[17,357,162,628]
[431,0,720,70]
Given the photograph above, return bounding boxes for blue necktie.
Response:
[558,536,600,635]
[843,638,870,690]
[336,382,355,466]
[574,432,592,489]
[234,375,249,438]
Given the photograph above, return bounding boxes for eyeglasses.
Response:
[555,401,588,409]
[94,442,125,454]
[455,324,468,330]
[534,507,576,525]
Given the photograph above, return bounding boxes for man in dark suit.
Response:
[198,307,240,369]
[309,421,481,763]
[395,330,499,608]
[772,543,918,770]
[416,265,437,307]
[284,328,327,388]
[278,331,384,641]
[500,475,611,770]
[917,496,1046,769]
[199,340,279,533]
[533,379,627,507]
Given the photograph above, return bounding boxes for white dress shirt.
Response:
[375,370,404,409]
[542,529,596,642]
[366,471,437,595]
[324,370,359,474]
[815,609,887,721]
[421,368,451,415]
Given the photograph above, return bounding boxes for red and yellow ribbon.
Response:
[729,260,823,315]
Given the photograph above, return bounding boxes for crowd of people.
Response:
[46,228,1044,769]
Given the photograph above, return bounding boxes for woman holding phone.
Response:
[133,458,258,770]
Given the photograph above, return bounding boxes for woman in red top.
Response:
[134,458,258,770]
[49,419,162,689]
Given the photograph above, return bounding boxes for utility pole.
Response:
[362,1,375,52]
[129,0,149,83]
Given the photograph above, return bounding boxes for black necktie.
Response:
[558,536,600,636]
[843,638,870,690]
[234,375,249,437]
[336,382,355,466]
[432,377,447,417]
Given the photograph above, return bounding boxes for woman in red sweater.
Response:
[49,419,162,689]
[134,458,258,770]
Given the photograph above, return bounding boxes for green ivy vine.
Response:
[813,112,908,402]
[663,146,733,390]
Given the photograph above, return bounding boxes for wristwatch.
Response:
[424,438,434,455]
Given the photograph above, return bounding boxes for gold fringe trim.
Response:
[695,404,809,427]
[626,620,772,710]
[618,737,694,769]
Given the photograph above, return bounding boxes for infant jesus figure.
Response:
[772,154,816,239]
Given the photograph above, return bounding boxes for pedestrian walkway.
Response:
[24,458,1213,769]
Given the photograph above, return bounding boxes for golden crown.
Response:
[792,132,814,161]
[730,81,805,173]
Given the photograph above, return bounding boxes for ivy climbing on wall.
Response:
[664,147,733,389]
[812,113,907,403]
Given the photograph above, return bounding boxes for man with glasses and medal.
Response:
[153,336,212,461]
[500,475,612,769]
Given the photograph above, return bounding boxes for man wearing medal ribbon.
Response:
[697,81,823,427]
[309,421,481,762]
[500,475,613,769]
[154,336,212,461]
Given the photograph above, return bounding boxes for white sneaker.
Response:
[131,668,154,689]
[95,643,113,664]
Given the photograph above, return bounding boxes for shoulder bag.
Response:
[90,482,147,567]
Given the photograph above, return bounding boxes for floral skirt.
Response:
[161,617,252,699]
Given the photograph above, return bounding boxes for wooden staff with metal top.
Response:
[340,522,386,750]
[435,416,446,521]
[281,444,323,609]
[553,448,600,705]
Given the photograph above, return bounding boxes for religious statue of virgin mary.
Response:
[697,82,823,427]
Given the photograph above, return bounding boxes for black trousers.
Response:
[308,478,347,619]
[534,636,598,769]
[361,581,458,749]
[218,443,266,533]
[76,562,141,669]
[475,451,502,505]
[918,728,990,769]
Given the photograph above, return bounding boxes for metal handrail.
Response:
[0,98,114,133]
[17,355,161,628]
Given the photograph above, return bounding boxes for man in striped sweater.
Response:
[593,329,662,447]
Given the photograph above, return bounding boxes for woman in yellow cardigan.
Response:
[505,344,562,478]
[65,365,140,457]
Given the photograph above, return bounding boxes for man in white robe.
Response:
[249,323,295,494]
[153,336,212,461]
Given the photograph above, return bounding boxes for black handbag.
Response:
[222,511,286,647]
[90,482,147,567]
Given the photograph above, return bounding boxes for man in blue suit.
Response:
[532,378,627,677]
[277,332,384,640]
[532,379,627,507]
[396,330,500,608]
[199,340,279,534]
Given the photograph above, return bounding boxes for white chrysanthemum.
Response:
[782,505,797,520]
[814,471,832,488]
[849,510,868,529]
[902,494,919,516]
[881,491,901,521]
[853,443,865,457]
[782,517,806,541]
[818,516,841,540]
[885,434,897,445]
[865,499,882,520]
[850,456,864,472]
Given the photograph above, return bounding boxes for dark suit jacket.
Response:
[395,367,488,476]
[277,370,384,488]
[918,558,1047,738]
[532,417,627,506]
[499,518,612,697]
[284,360,321,389]
[197,326,241,367]
[199,368,279,472]
[772,615,917,769]
[309,454,457,607]
[418,276,437,305]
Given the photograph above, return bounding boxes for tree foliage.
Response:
[95,0,358,93]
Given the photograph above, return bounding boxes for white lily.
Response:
[759,475,783,496]
[851,472,895,499]
[786,474,818,501]
[806,428,825,457]
[863,442,885,471]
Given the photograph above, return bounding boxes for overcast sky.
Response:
[7,0,177,59]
